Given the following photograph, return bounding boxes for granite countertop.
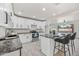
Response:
[40,34,63,39]
[17,32,30,34]
[0,35,22,55]
[40,34,54,39]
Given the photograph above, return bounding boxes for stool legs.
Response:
[73,40,75,51]
[53,42,71,56]
[67,44,71,56]
[71,40,73,54]
[20,48,22,56]
[58,42,60,49]
[71,40,75,55]
[53,42,56,55]
[64,44,66,56]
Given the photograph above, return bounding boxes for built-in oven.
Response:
[30,30,39,42]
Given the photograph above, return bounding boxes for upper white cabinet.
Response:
[0,11,6,24]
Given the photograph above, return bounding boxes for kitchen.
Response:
[0,3,79,56]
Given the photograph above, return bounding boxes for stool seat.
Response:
[53,34,71,56]
[55,38,69,44]
[70,32,76,54]
[70,32,76,40]
[54,34,70,44]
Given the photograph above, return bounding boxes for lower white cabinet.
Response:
[19,34,32,44]
[40,36,54,56]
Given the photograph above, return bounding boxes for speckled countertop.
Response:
[40,34,54,39]
[0,36,22,55]
[40,34,62,39]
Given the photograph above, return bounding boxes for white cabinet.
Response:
[0,26,6,38]
[0,11,6,24]
[19,34,32,44]
[40,36,54,56]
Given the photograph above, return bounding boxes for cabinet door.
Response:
[19,34,26,44]
[0,11,6,24]
[19,34,32,44]
[40,36,51,56]
[0,27,6,38]
[25,34,32,42]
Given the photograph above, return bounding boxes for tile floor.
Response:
[2,39,79,56]
[21,41,45,56]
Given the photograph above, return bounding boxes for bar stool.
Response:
[53,34,71,56]
[70,32,76,54]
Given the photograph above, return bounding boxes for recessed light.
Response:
[42,8,46,11]
[33,16,36,18]
[0,7,3,10]
[18,11,22,14]
[4,9,7,11]
[52,13,56,16]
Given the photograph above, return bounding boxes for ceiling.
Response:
[13,3,79,20]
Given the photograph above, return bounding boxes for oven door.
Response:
[32,32,39,38]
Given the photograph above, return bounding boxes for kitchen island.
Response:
[40,34,55,56]
[40,34,79,56]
